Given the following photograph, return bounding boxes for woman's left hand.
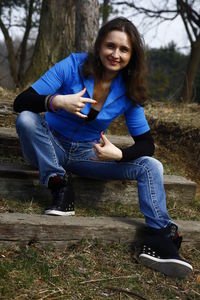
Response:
[92,132,123,161]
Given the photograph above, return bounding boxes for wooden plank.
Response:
[0,127,134,146]
[0,127,133,153]
[0,127,22,156]
[0,213,199,248]
[0,163,197,205]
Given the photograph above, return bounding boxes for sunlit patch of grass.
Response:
[0,197,44,214]
[167,194,200,221]
[0,241,200,299]
[1,194,200,221]
[0,245,57,298]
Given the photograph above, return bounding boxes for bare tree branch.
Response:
[113,1,178,15]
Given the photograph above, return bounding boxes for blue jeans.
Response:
[16,111,172,229]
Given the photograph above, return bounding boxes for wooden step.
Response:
[0,127,22,156]
[0,127,133,156]
[0,213,199,248]
[0,163,197,207]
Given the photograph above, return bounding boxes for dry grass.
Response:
[0,240,200,300]
[145,101,200,129]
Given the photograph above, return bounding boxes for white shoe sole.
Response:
[139,253,193,278]
[45,209,75,216]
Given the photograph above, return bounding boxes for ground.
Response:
[0,87,200,299]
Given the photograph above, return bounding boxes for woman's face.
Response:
[99,30,132,76]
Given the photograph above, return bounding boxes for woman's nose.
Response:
[112,48,120,58]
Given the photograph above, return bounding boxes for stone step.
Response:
[0,213,199,248]
[0,163,197,207]
[0,127,133,157]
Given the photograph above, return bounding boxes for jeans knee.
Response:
[16,111,39,134]
[140,157,164,176]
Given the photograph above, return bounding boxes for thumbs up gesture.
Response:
[92,132,123,161]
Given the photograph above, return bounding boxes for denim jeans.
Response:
[16,111,172,229]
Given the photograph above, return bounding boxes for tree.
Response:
[113,0,200,103]
[147,43,188,101]
[99,0,111,25]
[24,0,75,86]
[75,0,99,52]
[0,0,41,87]
[177,0,200,102]
[0,0,100,88]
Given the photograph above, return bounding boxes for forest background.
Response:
[0,0,200,104]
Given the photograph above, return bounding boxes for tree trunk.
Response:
[24,0,75,87]
[18,0,34,84]
[0,17,18,86]
[102,0,110,25]
[75,0,99,52]
[180,36,200,103]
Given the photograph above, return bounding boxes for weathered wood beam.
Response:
[0,213,199,248]
[0,128,133,156]
[0,163,197,206]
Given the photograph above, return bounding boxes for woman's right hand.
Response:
[51,88,97,118]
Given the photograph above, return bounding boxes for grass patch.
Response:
[1,193,200,221]
[167,197,200,221]
[1,192,200,223]
[0,197,44,215]
[0,240,200,299]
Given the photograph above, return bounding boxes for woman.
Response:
[13,17,192,278]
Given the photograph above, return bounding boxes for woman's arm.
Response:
[13,86,97,118]
[13,87,47,113]
[120,130,155,162]
[93,130,155,162]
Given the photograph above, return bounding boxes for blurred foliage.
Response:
[147,42,200,103]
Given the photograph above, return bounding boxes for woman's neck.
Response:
[101,70,119,83]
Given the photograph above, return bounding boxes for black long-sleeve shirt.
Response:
[13,87,155,161]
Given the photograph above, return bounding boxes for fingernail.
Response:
[101,131,104,135]
[95,101,98,104]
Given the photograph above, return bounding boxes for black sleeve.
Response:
[13,87,47,113]
[119,130,155,162]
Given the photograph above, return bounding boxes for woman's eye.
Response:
[107,44,114,49]
[121,48,128,53]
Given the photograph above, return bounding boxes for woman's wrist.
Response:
[115,148,123,161]
[49,94,63,111]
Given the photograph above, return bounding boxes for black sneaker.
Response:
[139,224,193,278]
[45,174,75,216]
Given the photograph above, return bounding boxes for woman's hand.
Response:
[92,132,123,161]
[52,88,97,118]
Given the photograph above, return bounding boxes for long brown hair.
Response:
[82,17,148,105]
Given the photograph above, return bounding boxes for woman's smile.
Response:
[108,58,120,65]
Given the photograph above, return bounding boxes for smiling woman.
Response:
[91,30,132,112]
[13,17,193,278]
[83,17,148,105]
[99,30,132,76]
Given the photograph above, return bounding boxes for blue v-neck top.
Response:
[32,53,149,141]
